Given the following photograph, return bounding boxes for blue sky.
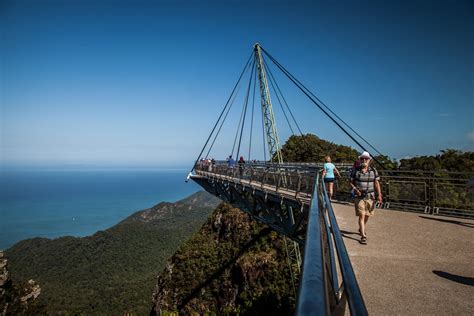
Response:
[1,0,473,168]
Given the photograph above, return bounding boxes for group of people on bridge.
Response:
[322,151,383,245]
[194,151,382,245]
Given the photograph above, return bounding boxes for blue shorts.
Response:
[324,178,335,183]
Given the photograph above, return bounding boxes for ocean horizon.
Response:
[0,168,201,250]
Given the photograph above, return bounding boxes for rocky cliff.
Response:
[0,251,43,315]
[151,203,297,315]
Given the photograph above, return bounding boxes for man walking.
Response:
[350,151,383,244]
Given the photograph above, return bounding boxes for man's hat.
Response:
[359,151,371,159]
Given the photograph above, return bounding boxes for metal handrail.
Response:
[297,173,328,315]
[297,173,368,316]
[322,179,367,315]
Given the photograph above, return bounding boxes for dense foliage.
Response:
[278,134,473,173]
[399,149,474,172]
[152,203,296,315]
[277,134,359,163]
[5,191,220,315]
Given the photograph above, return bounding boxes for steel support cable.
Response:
[205,83,242,159]
[232,58,256,157]
[236,59,255,161]
[263,53,335,162]
[190,51,254,173]
[262,48,383,160]
[265,60,296,135]
[260,47,385,168]
[261,47,384,159]
[248,67,257,161]
[263,58,305,137]
[231,89,248,157]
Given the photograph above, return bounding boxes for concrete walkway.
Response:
[332,202,474,315]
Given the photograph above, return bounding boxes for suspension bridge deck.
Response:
[332,202,474,315]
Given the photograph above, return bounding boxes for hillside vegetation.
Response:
[151,203,295,315]
[279,134,473,172]
[5,191,220,315]
[278,134,359,163]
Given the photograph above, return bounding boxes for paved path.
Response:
[332,202,474,315]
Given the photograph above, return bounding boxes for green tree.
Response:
[277,134,359,163]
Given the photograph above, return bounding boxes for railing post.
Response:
[296,172,302,198]
[276,171,281,192]
[428,172,435,214]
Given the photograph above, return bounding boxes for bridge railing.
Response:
[332,168,474,218]
[194,161,367,315]
[196,161,473,218]
[195,161,317,198]
[298,173,367,316]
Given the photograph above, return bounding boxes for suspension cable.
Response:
[263,53,323,161]
[236,59,255,161]
[248,66,257,161]
[205,84,242,159]
[260,47,385,168]
[264,58,305,137]
[264,59,296,135]
[190,51,254,173]
[232,85,249,157]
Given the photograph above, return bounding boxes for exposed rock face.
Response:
[0,252,9,315]
[0,251,42,315]
[151,203,297,315]
[20,280,41,304]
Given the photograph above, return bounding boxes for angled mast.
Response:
[254,43,283,163]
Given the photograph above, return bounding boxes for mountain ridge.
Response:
[4,191,220,315]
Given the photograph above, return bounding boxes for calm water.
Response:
[0,168,200,250]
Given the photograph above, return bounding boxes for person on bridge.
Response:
[350,151,383,244]
[238,156,246,177]
[322,156,341,199]
[227,155,235,168]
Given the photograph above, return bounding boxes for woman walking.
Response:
[322,156,340,199]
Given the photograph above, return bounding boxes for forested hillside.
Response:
[151,203,296,315]
[5,191,220,315]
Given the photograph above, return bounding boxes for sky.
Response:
[1,0,473,168]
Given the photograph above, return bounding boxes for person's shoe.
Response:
[360,236,367,245]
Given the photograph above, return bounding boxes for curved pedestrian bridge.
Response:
[190,162,473,315]
[332,202,474,315]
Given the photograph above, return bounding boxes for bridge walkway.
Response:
[332,202,474,315]
[195,169,312,203]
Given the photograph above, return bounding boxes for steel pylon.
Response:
[254,43,301,288]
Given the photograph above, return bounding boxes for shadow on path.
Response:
[433,270,474,286]
[340,230,361,242]
[419,216,474,228]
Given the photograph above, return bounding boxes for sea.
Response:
[0,168,201,250]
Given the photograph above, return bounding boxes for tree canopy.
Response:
[399,149,474,172]
[277,134,359,163]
